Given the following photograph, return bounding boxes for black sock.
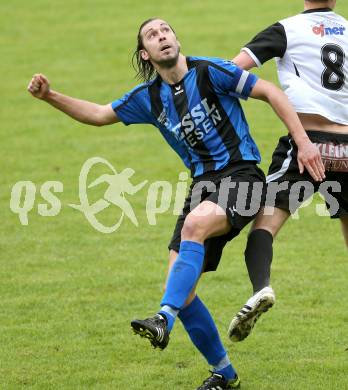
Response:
[244,229,273,294]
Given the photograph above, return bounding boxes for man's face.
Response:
[140,19,180,68]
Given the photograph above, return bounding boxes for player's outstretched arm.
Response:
[27,74,119,126]
[232,51,257,70]
[250,78,325,182]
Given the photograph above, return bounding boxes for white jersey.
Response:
[242,8,348,125]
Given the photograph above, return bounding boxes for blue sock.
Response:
[214,355,237,381]
[158,305,179,331]
[178,295,237,380]
[161,241,204,310]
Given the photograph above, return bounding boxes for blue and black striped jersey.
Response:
[112,56,261,177]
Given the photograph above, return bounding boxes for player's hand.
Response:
[297,139,325,182]
[27,74,50,100]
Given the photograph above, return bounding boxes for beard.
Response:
[153,45,180,69]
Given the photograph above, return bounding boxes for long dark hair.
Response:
[132,18,176,83]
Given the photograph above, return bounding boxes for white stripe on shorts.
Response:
[266,139,293,183]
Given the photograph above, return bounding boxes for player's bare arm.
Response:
[250,78,325,182]
[232,51,257,70]
[27,73,119,126]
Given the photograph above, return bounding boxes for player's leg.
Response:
[168,252,240,388]
[242,137,294,294]
[159,249,240,387]
[228,134,305,342]
[132,233,241,387]
[169,238,240,389]
[179,295,240,389]
[228,207,288,342]
[160,200,230,323]
[159,249,198,330]
[245,206,289,292]
[132,201,231,350]
[165,250,238,376]
[165,250,240,388]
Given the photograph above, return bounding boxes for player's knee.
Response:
[181,215,206,241]
[252,209,289,238]
[251,223,276,238]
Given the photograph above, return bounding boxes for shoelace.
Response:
[202,372,223,385]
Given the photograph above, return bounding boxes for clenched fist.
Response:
[27,74,50,99]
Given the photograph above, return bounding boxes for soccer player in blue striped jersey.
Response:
[28,18,325,390]
[113,55,261,178]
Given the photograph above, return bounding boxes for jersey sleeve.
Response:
[111,85,154,125]
[207,59,258,100]
[242,22,287,66]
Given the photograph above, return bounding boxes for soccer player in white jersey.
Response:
[228,0,348,342]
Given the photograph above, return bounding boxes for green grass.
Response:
[1,1,348,389]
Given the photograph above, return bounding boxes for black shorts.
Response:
[266,130,348,218]
[168,161,266,272]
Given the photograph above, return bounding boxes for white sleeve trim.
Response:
[236,70,249,94]
[241,47,262,68]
